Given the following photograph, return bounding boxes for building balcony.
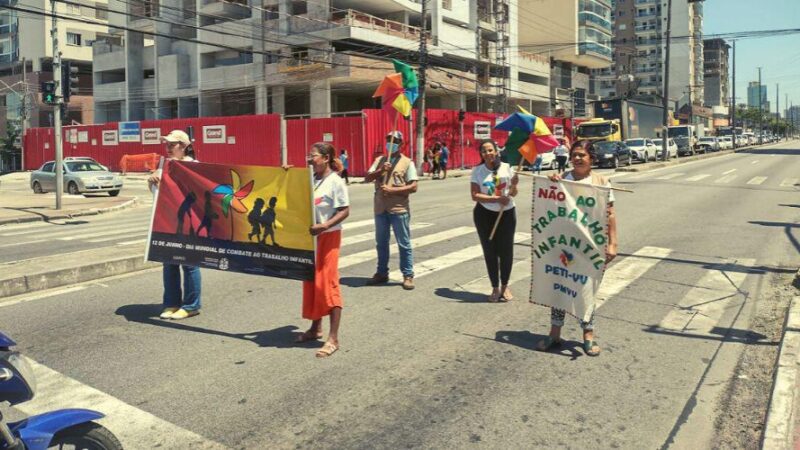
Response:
[94,81,126,100]
[579,42,612,59]
[0,23,16,35]
[158,53,191,91]
[199,0,250,21]
[579,11,611,33]
[635,0,656,5]
[330,9,430,43]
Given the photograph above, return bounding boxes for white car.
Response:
[697,137,721,153]
[718,136,734,150]
[651,138,678,159]
[625,138,658,163]
[525,150,557,171]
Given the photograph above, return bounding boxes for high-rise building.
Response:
[747,81,769,110]
[611,0,703,107]
[703,38,729,108]
[518,0,613,117]
[93,0,553,121]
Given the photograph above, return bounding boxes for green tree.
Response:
[0,121,20,172]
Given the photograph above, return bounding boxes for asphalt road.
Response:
[1,143,798,449]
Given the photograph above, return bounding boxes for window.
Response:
[443,0,452,10]
[66,32,81,46]
[42,162,54,172]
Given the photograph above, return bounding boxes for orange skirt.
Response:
[302,230,343,320]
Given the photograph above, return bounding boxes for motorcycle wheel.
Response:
[49,422,123,450]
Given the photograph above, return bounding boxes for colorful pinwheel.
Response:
[212,169,254,240]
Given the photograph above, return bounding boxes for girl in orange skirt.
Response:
[295,142,350,358]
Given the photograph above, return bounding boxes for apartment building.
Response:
[0,0,110,129]
[93,0,557,122]
[703,38,729,127]
[518,0,613,117]
[611,0,703,108]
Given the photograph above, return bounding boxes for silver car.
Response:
[31,159,123,196]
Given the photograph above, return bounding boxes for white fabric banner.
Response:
[530,176,611,323]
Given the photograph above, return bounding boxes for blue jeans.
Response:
[162,264,201,311]
[375,212,414,278]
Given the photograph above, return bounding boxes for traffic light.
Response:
[62,61,79,104]
[41,81,57,105]
[458,108,465,122]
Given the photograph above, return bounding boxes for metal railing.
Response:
[330,9,430,41]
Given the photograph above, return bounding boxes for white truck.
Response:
[667,125,704,156]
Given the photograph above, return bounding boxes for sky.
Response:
[703,0,800,114]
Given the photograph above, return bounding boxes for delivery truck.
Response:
[577,98,665,143]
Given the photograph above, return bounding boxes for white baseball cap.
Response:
[386,130,404,141]
[161,130,191,145]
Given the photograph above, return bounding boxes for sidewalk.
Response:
[0,172,137,225]
[763,296,800,450]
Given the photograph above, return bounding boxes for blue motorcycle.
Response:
[0,332,122,450]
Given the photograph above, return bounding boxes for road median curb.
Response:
[0,197,139,226]
[0,248,153,298]
[762,295,800,449]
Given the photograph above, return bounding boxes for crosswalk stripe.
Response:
[389,232,530,282]
[88,232,149,243]
[751,160,760,164]
[686,174,711,182]
[746,176,767,185]
[722,169,737,175]
[0,218,150,237]
[344,218,377,231]
[339,226,475,269]
[0,239,48,248]
[117,238,148,246]
[340,223,433,246]
[656,173,684,180]
[18,358,227,449]
[656,259,755,335]
[780,178,799,187]
[595,246,673,310]
[714,174,737,184]
[58,225,148,241]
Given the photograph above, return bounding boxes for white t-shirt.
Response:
[368,154,420,182]
[313,171,349,233]
[470,162,516,212]
[554,145,569,157]
[564,171,615,203]
[151,156,196,195]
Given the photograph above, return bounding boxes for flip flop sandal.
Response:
[499,289,514,302]
[295,331,322,343]
[583,340,601,357]
[535,336,562,352]
[316,342,339,358]
[488,291,500,303]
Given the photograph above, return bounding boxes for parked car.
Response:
[734,135,747,147]
[593,141,633,168]
[651,138,678,159]
[625,138,658,163]
[31,160,123,196]
[697,137,721,153]
[522,150,558,171]
[718,136,734,150]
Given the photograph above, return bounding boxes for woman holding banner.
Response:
[295,142,350,358]
[148,129,203,320]
[536,140,618,357]
[470,139,519,303]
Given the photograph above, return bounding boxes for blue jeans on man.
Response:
[162,264,201,311]
[374,212,414,278]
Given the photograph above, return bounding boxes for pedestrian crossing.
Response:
[627,170,798,188]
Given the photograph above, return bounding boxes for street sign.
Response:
[118,121,141,142]
[474,121,491,139]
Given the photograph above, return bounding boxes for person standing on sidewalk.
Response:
[470,139,519,302]
[554,138,569,174]
[147,130,202,320]
[364,131,419,290]
[339,148,350,185]
[294,142,350,358]
[439,142,450,179]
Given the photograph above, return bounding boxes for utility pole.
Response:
[660,0,673,161]
[731,40,736,143]
[51,0,64,209]
[786,93,789,139]
[415,0,427,172]
[459,76,465,170]
[21,57,28,171]
[474,26,481,113]
[757,66,762,144]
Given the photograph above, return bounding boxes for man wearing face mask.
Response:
[364,131,419,290]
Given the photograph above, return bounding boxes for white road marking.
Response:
[0,239,48,248]
[686,174,711,182]
[656,173,685,180]
[344,218,378,231]
[340,223,433,246]
[389,232,530,282]
[0,217,149,237]
[58,224,148,241]
[116,238,148,246]
[751,160,760,165]
[780,178,799,187]
[722,169,737,175]
[746,176,768,185]
[657,259,755,334]
[339,226,475,269]
[714,174,737,184]
[17,358,227,449]
[88,232,149,243]
[0,286,87,308]
[595,246,673,310]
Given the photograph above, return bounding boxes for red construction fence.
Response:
[23,109,580,176]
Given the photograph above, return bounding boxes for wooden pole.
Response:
[383,113,401,185]
[489,157,524,240]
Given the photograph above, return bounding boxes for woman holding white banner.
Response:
[470,139,519,303]
[535,140,618,356]
[294,142,350,358]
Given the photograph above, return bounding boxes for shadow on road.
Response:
[642,325,777,346]
[339,276,402,288]
[616,251,795,275]
[434,287,487,303]
[114,303,317,349]
[736,148,800,155]
[462,330,583,360]
[779,204,800,209]
[748,220,800,254]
